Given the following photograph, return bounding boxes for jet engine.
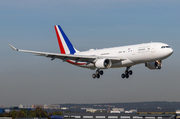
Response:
[95,58,112,69]
[145,60,162,69]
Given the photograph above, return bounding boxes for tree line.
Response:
[0,107,63,118]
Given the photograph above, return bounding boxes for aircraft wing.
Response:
[9,44,125,63]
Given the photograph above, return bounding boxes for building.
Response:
[19,104,60,109]
[61,107,69,110]
[112,108,124,112]
[86,109,107,113]
[19,105,33,109]
[44,104,60,109]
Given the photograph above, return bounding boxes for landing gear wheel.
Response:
[121,74,125,78]
[96,74,100,78]
[121,67,133,79]
[96,70,99,75]
[99,70,104,75]
[125,74,129,78]
[125,70,129,75]
[129,70,133,75]
[92,74,96,79]
[92,69,104,79]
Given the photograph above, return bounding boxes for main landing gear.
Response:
[92,67,133,79]
[121,67,133,79]
[92,69,104,79]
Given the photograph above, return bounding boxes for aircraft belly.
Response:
[77,63,95,69]
[111,59,134,68]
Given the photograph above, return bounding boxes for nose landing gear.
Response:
[92,69,104,79]
[121,67,133,79]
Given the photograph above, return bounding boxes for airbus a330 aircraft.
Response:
[9,25,173,79]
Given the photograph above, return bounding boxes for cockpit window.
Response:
[161,46,170,48]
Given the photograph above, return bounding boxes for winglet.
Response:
[9,44,18,51]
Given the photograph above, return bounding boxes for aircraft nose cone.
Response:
[168,48,173,56]
[170,48,173,54]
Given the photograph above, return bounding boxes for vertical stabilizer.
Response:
[54,25,79,54]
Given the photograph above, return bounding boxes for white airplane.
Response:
[9,25,173,79]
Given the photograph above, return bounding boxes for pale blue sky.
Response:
[1,0,180,106]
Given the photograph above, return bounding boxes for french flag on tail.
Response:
[54,25,79,54]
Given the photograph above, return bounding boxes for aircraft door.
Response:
[149,45,156,60]
[151,45,156,53]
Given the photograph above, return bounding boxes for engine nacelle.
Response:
[95,59,112,69]
[145,60,162,69]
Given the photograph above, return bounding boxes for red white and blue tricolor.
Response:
[54,25,86,65]
[54,25,76,54]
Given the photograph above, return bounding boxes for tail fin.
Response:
[54,25,79,54]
